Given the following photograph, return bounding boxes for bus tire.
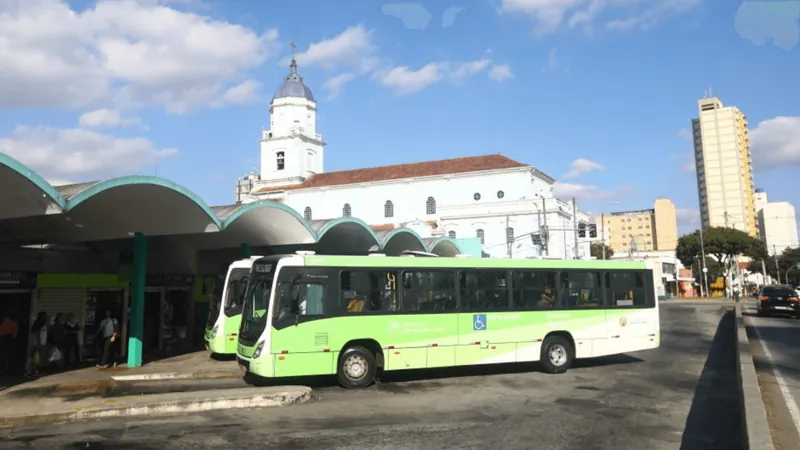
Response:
[540,335,573,374]
[337,345,377,389]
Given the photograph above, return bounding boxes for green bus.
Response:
[204,256,260,355]
[237,253,660,388]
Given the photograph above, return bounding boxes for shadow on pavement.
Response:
[680,309,743,450]
[243,353,644,391]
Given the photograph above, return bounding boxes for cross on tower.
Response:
[289,41,297,59]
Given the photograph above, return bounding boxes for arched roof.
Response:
[379,228,427,256]
[0,153,65,219]
[424,237,462,257]
[0,158,464,255]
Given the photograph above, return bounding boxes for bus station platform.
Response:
[0,350,310,428]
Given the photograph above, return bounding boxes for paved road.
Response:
[743,300,800,449]
[0,303,742,450]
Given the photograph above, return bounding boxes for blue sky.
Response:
[0,0,798,234]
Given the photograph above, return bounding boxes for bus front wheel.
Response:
[539,335,574,374]
[337,346,377,389]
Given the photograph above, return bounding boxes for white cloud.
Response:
[553,182,633,203]
[78,109,140,128]
[676,207,701,231]
[379,63,447,95]
[749,116,800,170]
[292,25,380,73]
[489,64,514,81]
[0,125,177,181]
[382,3,433,30]
[0,0,279,113]
[323,73,356,99]
[562,158,606,179]
[295,25,511,98]
[677,128,692,140]
[499,0,701,35]
[542,49,569,73]
[221,79,262,105]
[679,156,696,173]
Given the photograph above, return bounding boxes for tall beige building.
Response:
[597,198,678,253]
[691,96,757,236]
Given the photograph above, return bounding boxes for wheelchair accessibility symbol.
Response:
[473,314,487,331]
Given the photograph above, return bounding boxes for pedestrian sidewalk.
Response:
[1,350,240,397]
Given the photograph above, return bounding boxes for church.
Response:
[235,56,590,260]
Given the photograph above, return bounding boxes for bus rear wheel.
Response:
[540,335,574,374]
[337,346,377,389]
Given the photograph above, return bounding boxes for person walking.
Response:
[96,310,119,369]
[25,312,48,378]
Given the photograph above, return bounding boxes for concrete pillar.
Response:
[127,233,147,368]
[240,243,252,258]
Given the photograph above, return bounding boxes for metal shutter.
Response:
[36,288,86,325]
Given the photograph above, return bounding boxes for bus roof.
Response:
[299,255,648,270]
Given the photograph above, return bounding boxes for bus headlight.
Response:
[252,340,265,359]
[211,325,219,339]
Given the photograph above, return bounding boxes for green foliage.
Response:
[676,227,766,270]
[749,247,800,285]
[590,242,613,260]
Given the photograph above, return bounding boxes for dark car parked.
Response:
[756,284,800,318]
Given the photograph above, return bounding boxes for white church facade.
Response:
[235,57,591,260]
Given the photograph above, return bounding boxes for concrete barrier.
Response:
[735,303,775,450]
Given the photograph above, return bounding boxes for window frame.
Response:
[509,269,559,311]
[458,269,511,312]
[558,269,606,309]
[338,269,402,315]
[601,269,653,309]
[398,269,459,314]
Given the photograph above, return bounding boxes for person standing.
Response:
[96,310,119,369]
[732,276,741,303]
[64,313,81,365]
[0,313,19,374]
[26,312,47,378]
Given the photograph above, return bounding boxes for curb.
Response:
[0,387,311,429]
[735,304,775,450]
[110,371,241,382]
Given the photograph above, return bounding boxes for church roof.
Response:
[272,58,315,102]
[255,154,528,194]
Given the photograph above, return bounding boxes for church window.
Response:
[276,152,285,171]
[304,207,312,221]
[384,200,394,218]
[473,193,481,201]
[506,227,514,244]
[448,231,456,239]
[426,197,436,215]
[343,203,352,217]
[476,229,485,244]
[497,190,505,199]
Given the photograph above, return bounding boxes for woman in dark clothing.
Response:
[64,313,81,365]
[50,313,66,369]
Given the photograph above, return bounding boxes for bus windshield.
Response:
[240,261,277,340]
[223,268,250,315]
[206,274,225,327]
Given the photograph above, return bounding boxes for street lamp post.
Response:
[698,228,709,297]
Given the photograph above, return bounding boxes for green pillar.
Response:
[240,243,252,258]
[128,232,147,368]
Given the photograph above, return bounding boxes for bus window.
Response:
[340,270,399,313]
[605,271,646,307]
[401,271,456,312]
[560,271,602,308]
[511,271,557,309]
[460,270,509,311]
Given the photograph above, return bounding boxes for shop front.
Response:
[36,274,129,363]
[0,271,36,373]
[143,275,195,357]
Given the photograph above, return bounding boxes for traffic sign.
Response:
[473,314,487,331]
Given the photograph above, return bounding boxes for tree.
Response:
[590,242,613,260]
[676,227,767,290]
[749,247,800,285]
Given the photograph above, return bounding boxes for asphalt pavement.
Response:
[742,300,800,449]
[0,302,743,450]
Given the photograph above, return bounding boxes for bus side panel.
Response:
[223,314,241,354]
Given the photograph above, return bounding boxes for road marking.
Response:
[751,322,800,436]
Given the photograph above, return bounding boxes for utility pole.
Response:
[699,227,709,297]
[600,213,606,260]
[572,198,579,260]
[697,258,705,297]
[773,244,780,283]
[542,198,549,257]
[506,215,512,259]
[724,211,729,228]
[761,259,768,285]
